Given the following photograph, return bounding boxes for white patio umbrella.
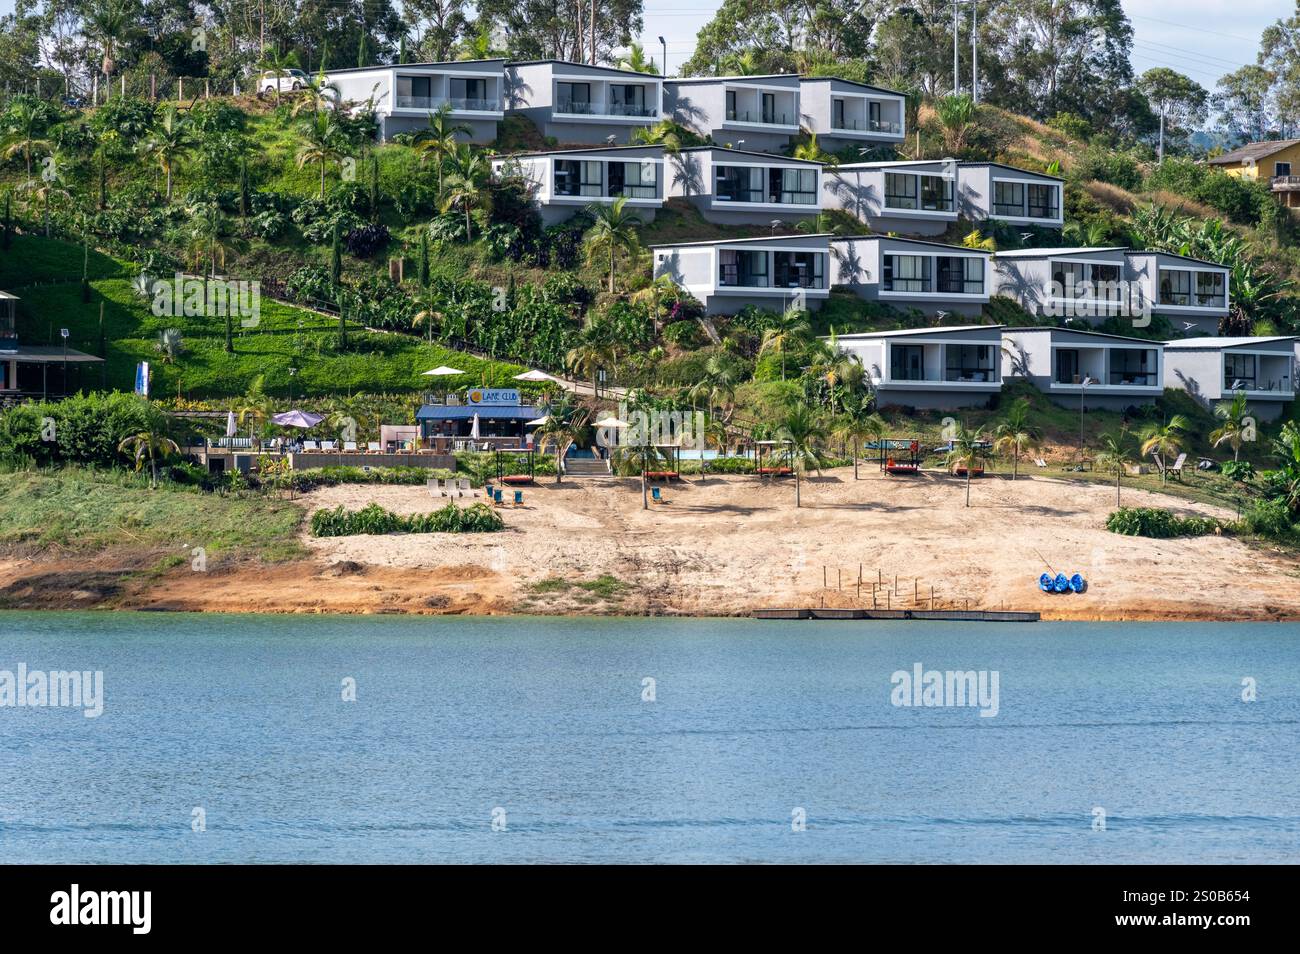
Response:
[225,410,237,438]
[469,412,481,440]
[524,415,550,426]
[592,416,629,429]
[421,365,466,376]
[513,369,556,382]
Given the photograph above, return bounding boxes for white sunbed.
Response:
[303,440,319,451]
[367,442,381,453]
[458,478,471,496]
[427,478,442,496]
[321,441,337,452]
[343,441,358,452]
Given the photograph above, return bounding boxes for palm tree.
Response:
[534,397,591,484]
[835,395,884,480]
[440,144,489,240]
[566,338,610,396]
[758,307,811,381]
[154,328,186,364]
[944,421,987,508]
[143,106,191,202]
[791,132,836,165]
[1139,415,1190,486]
[689,353,741,422]
[414,103,471,196]
[291,69,342,116]
[618,43,659,75]
[991,396,1040,481]
[776,405,826,508]
[296,111,345,199]
[934,94,976,154]
[256,47,303,106]
[236,374,274,445]
[1209,391,1251,462]
[412,288,444,343]
[17,167,68,237]
[584,195,643,294]
[118,427,180,489]
[1095,430,1137,507]
[1,99,53,176]
[84,0,132,88]
[620,436,662,510]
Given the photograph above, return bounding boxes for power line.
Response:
[1129,13,1261,46]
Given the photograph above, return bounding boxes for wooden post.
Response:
[121,74,125,97]
[178,77,183,101]
[837,568,841,591]
[150,74,156,100]
[822,566,826,588]
[914,579,918,605]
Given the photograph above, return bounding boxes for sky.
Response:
[0,0,1288,91]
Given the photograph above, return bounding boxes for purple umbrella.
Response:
[272,410,325,429]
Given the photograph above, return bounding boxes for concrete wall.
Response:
[821,164,954,236]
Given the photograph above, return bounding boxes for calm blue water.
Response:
[1,612,1297,864]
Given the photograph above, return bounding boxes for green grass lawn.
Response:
[0,467,306,559]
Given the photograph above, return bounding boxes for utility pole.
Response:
[591,0,597,66]
[952,0,960,96]
[659,35,667,78]
[971,1,979,104]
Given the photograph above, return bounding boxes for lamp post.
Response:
[658,36,667,78]
[1079,375,1093,459]
[288,366,297,404]
[60,327,69,395]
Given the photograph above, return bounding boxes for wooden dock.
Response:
[753,608,1039,623]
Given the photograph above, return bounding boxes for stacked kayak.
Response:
[1039,572,1087,594]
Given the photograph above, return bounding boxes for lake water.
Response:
[1,612,1297,864]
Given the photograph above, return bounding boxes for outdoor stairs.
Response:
[564,459,612,477]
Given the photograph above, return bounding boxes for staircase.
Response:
[563,458,612,477]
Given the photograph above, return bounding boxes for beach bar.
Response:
[416,388,541,452]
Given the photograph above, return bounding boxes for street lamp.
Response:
[658,36,667,78]
[288,366,297,403]
[60,327,69,395]
[1079,374,1093,459]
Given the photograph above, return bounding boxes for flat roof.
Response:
[834,324,1004,339]
[1005,326,1166,345]
[665,73,904,97]
[508,59,663,78]
[0,344,104,362]
[1163,336,1298,349]
[676,145,822,164]
[1124,249,1230,270]
[962,161,1065,181]
[994,247,1126,258]
[649,233,833,249]
[323,58,506,75]
[832,159,953,171]
[831,234,989,254]
[493,144,664,159]
[415,404,540,420]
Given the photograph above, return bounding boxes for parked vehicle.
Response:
[257,69,309,96]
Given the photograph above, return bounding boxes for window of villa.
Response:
[773,251,824,288]
[556,82,591,112]
[396,75,432,105]
[1109,348,1157,386]
[919,174,954,211]
[554,160,603,197]
[883,254,931,292]
[450,78,487,105]
[1277,161,1292,176]
[890,344,925,380]
[761,92,777,124]
[718,249,768,287]
[715,165,764,202]
[945,344,995,382]
[725,90,737,121]
[832,99,846,129]
[1224,353,1256,390]
[609,85,647,115]
[936,256,983,294]
[1027,183,1058,218]
[869,100,882,130]
[1196,271,1226,307]
[993,180,1024,216]
[609,161,657,198]
[1055,349,1079,384]
[885,173,919,210]
[770,168,817,205]
[1159,269,1192,306]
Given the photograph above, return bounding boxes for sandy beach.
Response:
[6,467,1299,620]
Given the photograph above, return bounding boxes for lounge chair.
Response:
[367,442,381,453]
[321,441,337,452]
[651,486,666,504]
[458,478,472,496]
[343,441,358,452]
[1169,452,1188,481]
[303,440,319,451]
[1034,457,1048,468]
[427,478,443,496]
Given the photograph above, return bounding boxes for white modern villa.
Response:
[504,61,664,144]
[490,144,665,225]
[650,234,832,315]
[324,59,507,142]
[832,325,1005,410]
[1001,327,1164,410]
[1162,336,1297,419]
[830,236,991,316]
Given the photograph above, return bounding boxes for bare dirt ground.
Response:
[7,467,1291,620]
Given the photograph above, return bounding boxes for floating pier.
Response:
[752,608,1039,623]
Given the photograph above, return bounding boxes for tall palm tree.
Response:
[1209,391,1251,462]
[758,307,811,381]
[688,353,741,421]
[414,103,471,196]
[256,47,303,106]
[118,427,180,489]
[143,106,191,202]
[296,111,345,199]
[944,421,987,508]
[1139,415,1190,486]
[84,0,132,87]
[534,397,590,484]
[1,100,53,176]
[1095,430,1137,507]
[618,43,660,75]
[583,195,643,294]
[439,144,489,240]
[565,338,611,396]
[17,165,68,237]
[236,374,274,444]
[776,405,826,509]
[291,69,342,116]
[992,396,1040,481]
[835,395,884,480]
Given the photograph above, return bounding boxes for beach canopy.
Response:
[525,415,550,426]
[513,369,556,382]
[272,409,325,429]
[225,410,237,437]
[593,416,629,428]
[422,365,466,376]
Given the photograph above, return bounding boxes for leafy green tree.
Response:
[758,308,810,381]
[776,405,826,509]
[256,47,303,106]
[583,195,642,294]
[1,97,53,176]
[414,103,471,196]
[945,421,987,508]
[992,396,1040,481]
[1212,65,1277,143]
[834,394,884,481]
[439,144,489,240]
[1136,67,1208,160]
[1139,415,1190,485]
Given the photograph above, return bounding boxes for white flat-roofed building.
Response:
[957,162,1064,229]
[830,235,990,317]
[491,145,664,225]
[665,146,822,225]
[822,160,957,236]
[1162,336,1297,420]
[651,234,832,315]
[324,59,506,142]
[505,61,663,145]
[831,325,1004,410]
[664,74,802,153]
[1001,327,1164,410]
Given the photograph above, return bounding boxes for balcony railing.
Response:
[1226,376,1291,392]
[555,100,656,118]
[725,109,792,126]
[832,118,904,134]
[1159,293,1227,308]
[394,95,501,111]
[1271,175,1300,190]
[1108,372,1158,386]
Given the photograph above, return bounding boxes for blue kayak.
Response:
[1053,573,1070,593]
[1039,572,1054,592]
[1070,573,1087,593]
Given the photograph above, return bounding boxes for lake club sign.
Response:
[466,389,520,406]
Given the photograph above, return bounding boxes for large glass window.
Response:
[1109,348,1157,386]
[770,168,817,205]
[449,77,489,108]
[1055,349,1079,384]
[869,100,882,131]
[554,160,603,197]
[773,251,825,288]
[609,84,649,116]
[832,99,846,129]
[725,90,737,121]
[993,180,1025,216]
[1053,261,1122,300]
[890,345,925,381]
[715,165,763,202]
[761,92,777,124]
[609,161,657,198]
[935,256,983,294]
[1159,269,1191,306]
[556,81,591,113]
[945,344,996,382]
[1196,271,1226,307]
[395,75,432,107]
[883,255,931,292]
[919,175,954,211]
[885,172,918,210]
[718,249,768,287]
[1027,183,1059,218]
[1224,353,1256,391]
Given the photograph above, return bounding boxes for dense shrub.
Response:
[1240,497,1292,539]
[1105,507,1221,538]
[663,320,704,348]
[1146,158,1278,228]
[343,223,391,258]
[0,392,165,469]
[1075,146,1143,191]
[310,502,503,536]
[1220,460,1255,482]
